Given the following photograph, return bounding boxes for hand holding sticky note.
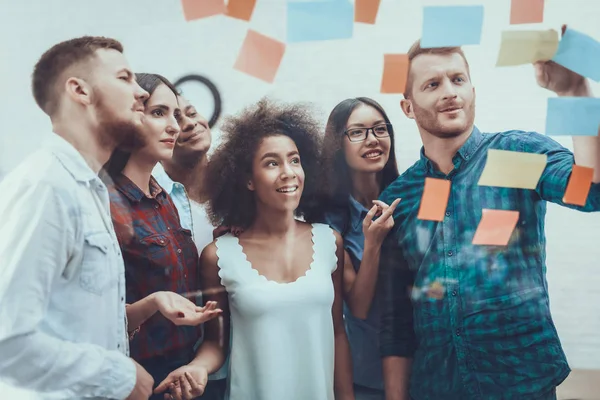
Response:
[417,178,451,222]
[496,29,558,67]
[552,28,600,82]
[478,149,547,189]
[421,5,484,48]
[472,209,520,246]
[545,97,600,136]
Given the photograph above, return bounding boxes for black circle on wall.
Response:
[173,74,222,128]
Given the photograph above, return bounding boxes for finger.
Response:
[164,393,173,400]
[171,380,184,400]
[185,372,205,397]
[362,205,378,227]
[179,375,193,400]
[378,198,401,222]
[155,376,177,393]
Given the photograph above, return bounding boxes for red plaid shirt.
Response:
[107,173,201,362]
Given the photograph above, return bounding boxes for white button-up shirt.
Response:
[0,134,136,399]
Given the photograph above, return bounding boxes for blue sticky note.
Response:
[551,28,600,82]
[421,6,484,49]
[287,0,353,43]
[545,97,600,136]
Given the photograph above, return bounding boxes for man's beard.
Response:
[95,95,147,152]
[412,100,475,139]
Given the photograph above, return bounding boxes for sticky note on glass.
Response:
[417,178,451,222]
[381,54,409,94]
[226,0,256,21]
[287,0,353,43]
[478,149,547,189]
[355,0,381,24]
[552,28,600,82]
[472,209,520,246]
[421,5,484,48]
[510,0,544,25]
[496,29,558,66]
[563,165,594,206]
[233,30,286,83]
[181,0,225,21]
[545,97,600,136]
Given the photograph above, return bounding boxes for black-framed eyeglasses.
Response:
[344,123,392,142]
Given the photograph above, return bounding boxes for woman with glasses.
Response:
[320,97,402,400]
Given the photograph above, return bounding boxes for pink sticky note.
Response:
[181,0,225,21]
[472,209,520,246]
[233,30,286,83]
[510,0,544,25]
[417,178,451,222]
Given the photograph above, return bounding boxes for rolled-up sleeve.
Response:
[378,228,417,358]
[0,179,136,399]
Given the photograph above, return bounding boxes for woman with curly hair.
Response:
[189,99,355,400]
[320,98,402,400]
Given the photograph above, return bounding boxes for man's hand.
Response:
[154,292,222,326]
[534,25,590,97]
[154,363,208,400]
[126,360,154,400]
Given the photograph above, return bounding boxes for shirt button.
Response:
[154,204,159,209]
[448,250,453,257]
[177,249,182,254]
[445,211,450,217]
[121,296,124,302]
[455,329,461,336]
[452,290,457,297]
[160,239,165,244]
[167,227,171,230]
[117,344,120,348]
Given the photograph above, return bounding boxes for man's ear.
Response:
[65,77,92,106]
[400,98,414,120]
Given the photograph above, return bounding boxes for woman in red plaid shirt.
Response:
[103,73,222,400]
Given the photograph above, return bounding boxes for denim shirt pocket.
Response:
[80,232,113,295]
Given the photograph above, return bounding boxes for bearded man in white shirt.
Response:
[0,36,153,399]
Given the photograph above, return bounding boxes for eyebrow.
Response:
[260,150,300,161]
[184,105,196,113]
[347,119,386,128]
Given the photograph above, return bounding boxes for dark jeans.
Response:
[410,387,556,400]
[141,355,226,400]
[354,383,385,400]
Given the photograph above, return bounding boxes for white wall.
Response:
[0,0,599,396]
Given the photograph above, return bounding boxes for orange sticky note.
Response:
[355,0,381,24]
[510,0,544,25]
[381,54,409,94]
[472,209,520,246]
[233,30,286,83]
[226,0,256,21]
[563,165,594,206]
[181,0,225,21]
[417,178,451,222]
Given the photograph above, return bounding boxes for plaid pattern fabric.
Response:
[379,127,600,400]
[107,173,202,362]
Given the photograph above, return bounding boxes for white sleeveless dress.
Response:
[215,223,337,400]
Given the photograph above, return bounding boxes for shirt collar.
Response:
[348,195,369,230]
[418,126,484,172]
[46,134,98,184]
[152,162,176,195]
[113,173,165,203]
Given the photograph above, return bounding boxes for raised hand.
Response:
[154,292,222,326]
[362,198,401,249]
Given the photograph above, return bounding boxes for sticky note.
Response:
[355,0,381,24]
[496,29,558,66]
[472,209,520,246]
[545,97,600,136]
[551,28,600,82]
[287,0,353,43]
[233,30,286,83]
[510,0,544,25]
[563,165,594,206]
[417,178,451,222]
[181,0,225,21]
[478,149,547,190]
[381,54,409,94]
[226,0,257,21]
[421,5,484,48]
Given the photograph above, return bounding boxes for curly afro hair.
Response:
[206,98,324,229]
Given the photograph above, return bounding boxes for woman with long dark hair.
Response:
[320,97,402,400]
[104,73,222,400]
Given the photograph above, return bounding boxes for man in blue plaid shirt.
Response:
[379,31,600,400]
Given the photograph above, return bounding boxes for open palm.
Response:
[154,292,222,326]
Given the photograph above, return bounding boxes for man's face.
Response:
[89,49,149,151]
[402,52,476,139]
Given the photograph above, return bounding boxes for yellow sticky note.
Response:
[496,29,558,66]
[478,149,547,189]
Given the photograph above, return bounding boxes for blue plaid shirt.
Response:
[379,127,600,400]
